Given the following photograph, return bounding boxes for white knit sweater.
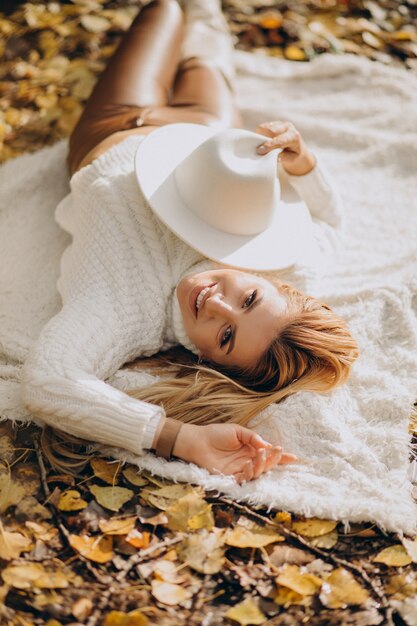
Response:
[20,133,343,456]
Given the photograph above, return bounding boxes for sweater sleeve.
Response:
[20,295,165,456]
[278,154,344,260]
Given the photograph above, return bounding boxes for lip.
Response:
[189,283,217,319]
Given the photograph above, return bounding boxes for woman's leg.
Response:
[68,0,243,176]
[67,0,184,176]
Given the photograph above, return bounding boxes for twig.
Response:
[34,437,109,588]
[86,534,185,626]
[213,495,390,610]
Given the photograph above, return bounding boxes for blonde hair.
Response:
[40,280,359,473]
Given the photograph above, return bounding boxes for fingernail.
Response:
[257,146,267,154]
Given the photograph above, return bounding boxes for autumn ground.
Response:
[1,1,417,625]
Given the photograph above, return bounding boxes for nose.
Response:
[204,293,234,319]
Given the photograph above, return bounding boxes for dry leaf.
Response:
[90,458,121,485]
[0,527,32,560]
[165,492,214,532]
[122,466,147,486]
[225,596,267,625]
[103,609,148,626]
[309,529,338,550]
[89,485,134,512]
[276,564,322,596]
[2,563,72,590]
[58,490,88,512]
[151,579,192,606]
[178,529,225,574]
[373,545,412,567]
[225,517,284,548]
[386,572,417,600]
[292,518,337,537]
[99,516,137,536]
[69,533,113,563]
[319,568,369,609]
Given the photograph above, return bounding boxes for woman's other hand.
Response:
[255,120,316,176]
[173,422,298,484]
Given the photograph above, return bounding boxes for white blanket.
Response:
[1,50,416,535]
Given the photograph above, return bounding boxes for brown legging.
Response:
[67,0,243,176]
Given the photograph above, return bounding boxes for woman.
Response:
[20,0,359,485]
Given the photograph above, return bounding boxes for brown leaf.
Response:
[69,533,113,563]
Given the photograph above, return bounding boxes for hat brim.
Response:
[134,123,314,272]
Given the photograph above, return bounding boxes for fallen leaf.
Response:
[151,579,192,606]
[373,545,412,567]
[178,529,225,574]
[319,568,369,609]
[69,533,113,563]
[58,490,88,512]
[292,518,337,537]
[122,466,147,486]
[89,485,134,512]
[0,526,32,560]
[2,563,71,590]
[103,609,148,626]
[276,564,322,596]
[165,492,214,532]
[90,458,121,485]
[224,516,284,548]
[309,529,338,550]
[386,572,417,600]
[99,516,137,536]
[225,596,267,625]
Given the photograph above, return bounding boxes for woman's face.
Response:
[176,268,287,369]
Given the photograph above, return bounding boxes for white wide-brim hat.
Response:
[134,123,314,271]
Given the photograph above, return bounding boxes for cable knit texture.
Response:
[1,51,416,534]
[19,129,337,455]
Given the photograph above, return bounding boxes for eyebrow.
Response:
[226,296,264,355]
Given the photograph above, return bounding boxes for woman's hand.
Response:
[255,120,316,176]
[173,423,298,484]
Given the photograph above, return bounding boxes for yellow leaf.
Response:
[178,529,225,574]
[58,490,88,512]
[292,518,337,537]
[373,545,412,567]
[69,534,113,564]
[225,596,267,625]
[90,458,121,485]
[80,14,111,33]
[166,492,214,532]
[276,564,322,596]
[89,485,134,512]
[386,573,417,600]
[151,580,192,606]
[309,530,338,550]
[274,585,310,607]
[0,527,32,560]
[273,511,291,525]
[1,563,69,590]
[99,516,136,536]
[122,466,147,486]
[319,568,369,609]
[224,517,284,548]
[103,609,148,626]
[0,469,27,514]
[284,45,307,61]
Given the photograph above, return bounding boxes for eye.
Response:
[220,326,233,348]
[243,289,257,308]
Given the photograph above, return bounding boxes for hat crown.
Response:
[174,128,280,236]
